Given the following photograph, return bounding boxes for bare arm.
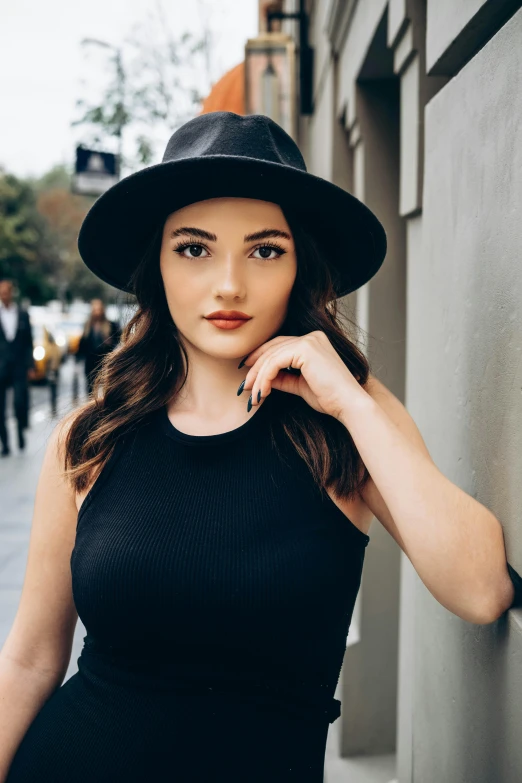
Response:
[0,412,79,778]
[0,658,65,780]
[339,374,513,624]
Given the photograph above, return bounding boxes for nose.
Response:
[212,256,247,300]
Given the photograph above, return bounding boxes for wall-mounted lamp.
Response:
[245,32,297,139]
[267,0,314,115]
[245,1,314,138]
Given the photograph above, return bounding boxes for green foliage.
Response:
[0,167,116,305]
[0,172,57,303]
[1,2,218,305]
[71,3,212,173]
[30,164,73,193]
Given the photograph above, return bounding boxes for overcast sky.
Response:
[0,0,258,178]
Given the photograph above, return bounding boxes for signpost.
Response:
[72,147,119,197]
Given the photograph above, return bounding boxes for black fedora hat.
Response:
[77,111,387,298]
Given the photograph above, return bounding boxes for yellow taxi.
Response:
[30,323,62,384]
[52,318,87,357]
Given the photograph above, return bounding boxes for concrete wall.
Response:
[302,1,406,776]
[395,214,423,783]
[427,0,492,70]
[291,0,522,781]
[408,8,522,780]
[426,0,522,75]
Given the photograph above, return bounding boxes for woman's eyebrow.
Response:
[169,227,291,242]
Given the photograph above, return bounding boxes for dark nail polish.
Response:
[238,356,248,369]
[257,389,261,403]
[237,380,245,396]
[247,394,252,412]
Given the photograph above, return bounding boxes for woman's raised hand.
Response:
[238,331,366,421]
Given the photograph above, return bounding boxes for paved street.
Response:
[0,356,88,682]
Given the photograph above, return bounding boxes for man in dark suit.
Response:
[0,278,36,456]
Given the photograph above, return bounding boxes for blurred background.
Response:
[0,0,259,413]
[2,2,522,782]
[0,0,258,359]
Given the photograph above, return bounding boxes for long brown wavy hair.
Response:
[61,204,372,501]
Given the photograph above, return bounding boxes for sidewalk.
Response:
[324,716,397,783]
[0,393,87,682]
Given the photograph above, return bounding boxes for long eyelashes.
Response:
[172,240,287,260]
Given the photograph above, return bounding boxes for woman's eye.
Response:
[252,245,285,260]
[174,243,285,260]
[176,243,209,259]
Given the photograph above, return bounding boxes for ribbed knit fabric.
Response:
[6,389,370,782]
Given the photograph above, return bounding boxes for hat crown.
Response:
[161,111,307,172]
[79,111,387,298]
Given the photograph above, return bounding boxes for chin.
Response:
[186,333,250,360]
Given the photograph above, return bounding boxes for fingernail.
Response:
[238,356,248,369]
[257,389,261,403]
[237,379,245,396]
[247,394,252,412]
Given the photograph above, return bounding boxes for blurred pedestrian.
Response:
[45,329,61,418]
[76,299,120,397]
[0,278,36,456]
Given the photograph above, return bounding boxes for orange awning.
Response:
[199,61,245,116]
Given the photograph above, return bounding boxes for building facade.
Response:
[275,1,522,781]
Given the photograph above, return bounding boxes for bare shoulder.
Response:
[50,403,102,514]
[51,406,81,459]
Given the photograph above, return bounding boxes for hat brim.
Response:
[78,155,387,298]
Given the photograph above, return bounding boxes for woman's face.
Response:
[159,197,297,361]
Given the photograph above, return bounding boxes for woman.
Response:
[76,299,120,397]
[1,112,519,782]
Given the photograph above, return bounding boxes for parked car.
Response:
[52,319,87,358]
[30,323,62,384]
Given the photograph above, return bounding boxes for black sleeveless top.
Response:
[6,389,370,783]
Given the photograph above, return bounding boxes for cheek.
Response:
[166,289,201,322]
[256,269,296,314]
[161,265,202,323]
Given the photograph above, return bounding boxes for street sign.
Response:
[72,147,119,197]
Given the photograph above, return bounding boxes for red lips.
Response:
[205,310,252,320]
